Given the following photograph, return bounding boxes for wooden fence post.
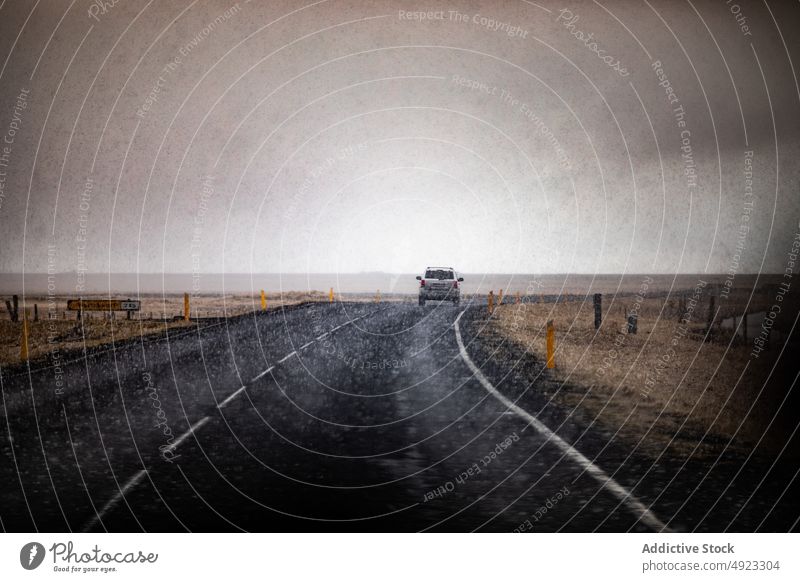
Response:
[488,291,494,314]
[627,311,638,334]
[707,293,716,332]
[742,312,748,343]
[20,309,30,362]
[546,320,555,368]
[593,293,602,330]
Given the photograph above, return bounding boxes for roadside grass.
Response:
[0,291,336,366]
[488,294,798,460]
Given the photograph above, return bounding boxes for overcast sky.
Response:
[0,0,798,276]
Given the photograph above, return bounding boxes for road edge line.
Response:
[453,309,670,533]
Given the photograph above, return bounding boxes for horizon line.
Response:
[0,271,782,277]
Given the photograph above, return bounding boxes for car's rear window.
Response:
[425,269,454,279]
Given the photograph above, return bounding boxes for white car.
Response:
[416,267,463,306]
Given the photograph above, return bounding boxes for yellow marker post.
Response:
[546,320,555,369]
[184,293,190,321]
[498,289,503,305]
[488,291,494,314]
[20,309,30,362]
[260,290,267,311]
[375,289,381,303]
[329,287,334,303]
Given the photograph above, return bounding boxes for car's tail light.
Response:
[453,280,459,288]
[420,279,425,287]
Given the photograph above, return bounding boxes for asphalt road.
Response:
[1,301,798,532]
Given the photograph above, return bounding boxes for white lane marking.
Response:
[83,468,147,532]
[223,312,365,405]
[453,310,670,533]
[218,386,247,409]
[82,416,210,532]
[164,416,211,453]
[250,366,274,383]
[219,311,367,407]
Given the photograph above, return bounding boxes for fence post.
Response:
[742,312,748,343]
[498,289,503,305]
[707,293,716,332]
[20,309,30,361]
[329,287,334,303]
[488,291,494,314]
[261,290,267,311]
[375,289,381,303]
[593,293,602,330]
[627,311,638,334]
[546,320,555,368]
[12,295,19,322]
[184,293,190,321]
[515,291,521,304]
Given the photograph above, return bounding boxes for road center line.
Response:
[164,416,211,453]
[299,341,313,350]
[452,310,670,533]
[82,416,210,532]
[218,386,248,409]
[83,468,147,533]
[83,308,375,531]
[249,366,275,383]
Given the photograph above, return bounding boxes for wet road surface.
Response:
[1,301,798,532]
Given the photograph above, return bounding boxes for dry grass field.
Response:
[489,286,798,460]
[0,291,347,366]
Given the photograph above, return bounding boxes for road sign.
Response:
[67,299,141,312]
